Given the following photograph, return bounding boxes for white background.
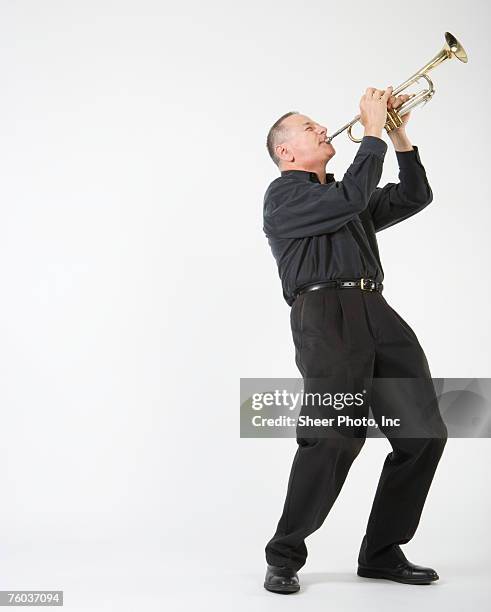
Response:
[0,1,489,610]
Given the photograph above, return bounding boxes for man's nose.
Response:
[317,125,327,136]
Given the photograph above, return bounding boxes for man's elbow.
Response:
[421,185,433,208]
[411,183,433,210]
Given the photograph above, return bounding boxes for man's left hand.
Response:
[387,93,412,132]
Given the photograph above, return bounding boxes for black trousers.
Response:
[265,288,447,571]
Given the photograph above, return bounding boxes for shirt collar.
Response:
[280,169,335,184]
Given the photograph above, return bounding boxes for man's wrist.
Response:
[364,126,383,139]
[388,129,413,152]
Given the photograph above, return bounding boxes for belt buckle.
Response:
[360,278,375,291]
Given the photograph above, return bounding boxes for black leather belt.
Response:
[294,278,383,299]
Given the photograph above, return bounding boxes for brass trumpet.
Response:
[326,32,468,144]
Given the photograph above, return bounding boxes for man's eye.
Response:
[306,126,313,130]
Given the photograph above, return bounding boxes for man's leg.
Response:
[265,435,366,570]
[265,289,375,571]
[357,293,447,573]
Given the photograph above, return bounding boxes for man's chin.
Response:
[325,147,336,161]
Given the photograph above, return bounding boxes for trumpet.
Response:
[326,32,468,144]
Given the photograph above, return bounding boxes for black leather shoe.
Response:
[264,564,300,594]
[357,560,439,585]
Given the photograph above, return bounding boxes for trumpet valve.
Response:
[384,108,404,133]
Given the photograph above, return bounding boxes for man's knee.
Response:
[426,421,448,456]
[393,431,447,461]
[432,429,447,455]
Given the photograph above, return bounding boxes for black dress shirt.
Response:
[263,136,433,306]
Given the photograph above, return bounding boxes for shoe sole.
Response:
[264,582,300,594]
[357,567,438,585]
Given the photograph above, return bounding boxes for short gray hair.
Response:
[266,111,298,167]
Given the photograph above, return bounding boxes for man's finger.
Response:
[393,94,411,109]
[398,94,410,104]
[382,86,393,99]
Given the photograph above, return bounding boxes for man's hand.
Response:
[387,92,413,132]
[365,88,416,152]
[385,90,414,151]
[359,86,393,139]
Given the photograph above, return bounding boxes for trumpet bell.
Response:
[444,31,468,63]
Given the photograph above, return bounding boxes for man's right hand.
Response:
[359,86,393,139]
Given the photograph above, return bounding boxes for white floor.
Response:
[1,442,489,611]
[1,556,488,611]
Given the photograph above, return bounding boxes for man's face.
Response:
[277,114,336,167]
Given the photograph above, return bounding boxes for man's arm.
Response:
[367,95,434,232]
[264,136,387,238]
[367,134,433,233]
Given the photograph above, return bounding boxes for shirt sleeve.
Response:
[367,145,433,233]
[263,136,387,238]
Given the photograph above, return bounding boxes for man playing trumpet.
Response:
[262,86,448,593]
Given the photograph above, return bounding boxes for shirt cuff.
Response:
[395,145,424,169]
[359,135,388,160]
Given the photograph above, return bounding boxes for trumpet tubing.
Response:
[327,32,468,144]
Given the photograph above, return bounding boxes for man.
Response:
[262,86,448,594]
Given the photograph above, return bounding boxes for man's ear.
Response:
[275,143,294,163]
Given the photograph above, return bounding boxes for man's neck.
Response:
[314,167,327,185]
